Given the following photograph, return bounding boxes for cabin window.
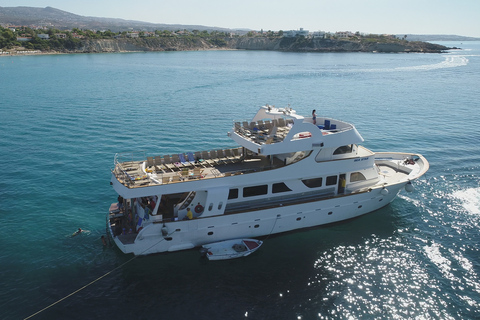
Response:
[272,182,291,193]
[333,145,353,155]
[218,201,223,210]
[301,178,323,188]
[228,188,238,199]
[326,175,337,186]
[243,185,268,198]
[350,172,367,182]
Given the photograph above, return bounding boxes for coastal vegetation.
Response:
[0,25,450,54]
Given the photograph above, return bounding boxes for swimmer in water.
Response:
[72,228,83,237]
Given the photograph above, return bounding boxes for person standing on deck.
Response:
[312,109,317,125]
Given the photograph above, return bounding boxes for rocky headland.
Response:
[77,37,451,54]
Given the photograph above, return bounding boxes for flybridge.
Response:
[229,105,364,155]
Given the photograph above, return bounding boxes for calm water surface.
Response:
[0,42,479,319]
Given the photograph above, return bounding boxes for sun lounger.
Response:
[201,151,216,166]
[187,152,197,164]
[178,153,193,167]
[162,155,177,171]
[171,154,184,168]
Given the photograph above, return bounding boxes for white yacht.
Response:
[108,105,429,255]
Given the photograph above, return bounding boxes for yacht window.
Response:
[243,185,268,198]
[350,172,366,182]
[228,188,239,199]
[326,175,337,186]
[272,182,292,193]
[301,178,323,188]
[333,145,353,155]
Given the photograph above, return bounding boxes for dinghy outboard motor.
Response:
[199,247,209,257]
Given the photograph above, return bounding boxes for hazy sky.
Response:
[2,0,480,37]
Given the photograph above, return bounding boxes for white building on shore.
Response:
[283,28,309,38]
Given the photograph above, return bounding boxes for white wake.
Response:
[451,187,480,215]
[394,54,469,71]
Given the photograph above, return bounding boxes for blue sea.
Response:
[1,42,479,320]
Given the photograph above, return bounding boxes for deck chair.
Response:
[210,150,223,165]
[154,156,167,172]
[181,168,190,179]
[162,176,170,184]
[171,154,183,168]
[186,152,196,164]
[192,167,204,179]
[224,149,236,162]
[201,151,216,166]
[172,175,181,183]
[162,155,177,171]
[194,151,208,167]
[257,120,265,130]
[232,148,242,159]
[147,156,154,168]
[178,153,193,167]
[216,149,230,163]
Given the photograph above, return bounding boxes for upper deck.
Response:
[229,105,364,155]
[112,147,289,190]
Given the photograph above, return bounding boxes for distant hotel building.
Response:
[283,28,309,38]
[335,31,354,38]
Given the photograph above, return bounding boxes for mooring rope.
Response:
[24,231,175,320]
[263,214,280,241]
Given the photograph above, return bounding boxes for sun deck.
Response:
[113,147,287,189]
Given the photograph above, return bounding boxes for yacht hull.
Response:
[108,180,404,255]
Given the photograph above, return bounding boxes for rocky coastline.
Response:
[1,37,452,56]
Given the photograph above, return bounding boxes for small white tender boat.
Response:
[201,239,263,260]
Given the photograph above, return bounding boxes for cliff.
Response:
[4,36,451,55]
[78,38,219,53]
[75,37,450,54]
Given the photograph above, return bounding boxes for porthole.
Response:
[208,231,213,235]
[328,211,333,215]
[296,217,301,221]
[358,205,362,209]
[254,224,259,228]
